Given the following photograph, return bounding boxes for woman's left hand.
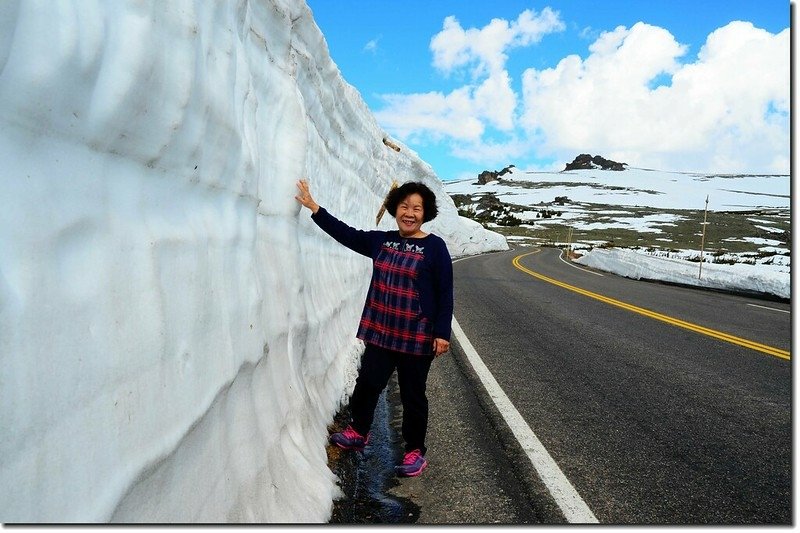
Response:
[433,338,450,357]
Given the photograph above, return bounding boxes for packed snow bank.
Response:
[0,0,505,523]
[575,248,790,300]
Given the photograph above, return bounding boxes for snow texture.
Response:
[575,248,789,300]
[0,0,505,523]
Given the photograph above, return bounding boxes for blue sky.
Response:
[307,1,790,180]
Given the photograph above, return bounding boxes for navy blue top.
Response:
[311,207,454,349]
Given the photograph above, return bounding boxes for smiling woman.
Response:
[295,179,454,477]
[385,182,439,237]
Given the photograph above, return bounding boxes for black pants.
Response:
[349,343,435,455]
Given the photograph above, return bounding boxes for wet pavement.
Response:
[327,347,554,525]
[327,388,418,524]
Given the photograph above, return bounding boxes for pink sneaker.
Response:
[395,449,428,477]
[330,425,370,451]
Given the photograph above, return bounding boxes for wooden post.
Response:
[382,137,401,152]
[699,195,709,279]
[566,227,573,259]
[375,180,399,225]
[375,137,401,225]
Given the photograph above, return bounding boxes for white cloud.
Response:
[472,71,517,130]
[363,36,380,54]
[449,136,530,166]
[521,21,789,173]
[374,70,517,142]
[375,10,558,148]
[430,8,565,76]
[376,11,788,175]
[579,25,600,41]
[375,89,485,142]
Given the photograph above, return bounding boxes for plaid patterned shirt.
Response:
[312,207,453,356]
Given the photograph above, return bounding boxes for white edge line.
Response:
[558,250,604,276]
[452,248,512,264]
[451,317,599,524]
[747,303,790,314]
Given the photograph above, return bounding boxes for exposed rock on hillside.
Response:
[565,154,626,171]
[477,164,515,184]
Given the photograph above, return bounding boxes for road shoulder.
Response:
[384,338,559,524]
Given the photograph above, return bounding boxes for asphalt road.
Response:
[332,246,791,525]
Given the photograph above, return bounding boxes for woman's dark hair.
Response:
[385,181,438,222]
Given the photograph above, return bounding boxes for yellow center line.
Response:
[512,250,790,361]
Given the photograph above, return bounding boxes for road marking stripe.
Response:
[558,250,604,276]
[512,251,790,361]
[451,317,599,524]
[747,303,790,314]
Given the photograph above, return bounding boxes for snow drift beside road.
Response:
[0,0,505,523]
[575,248,789,300]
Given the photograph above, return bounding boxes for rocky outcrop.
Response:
[477,164,515,184]
[565,154,626,171]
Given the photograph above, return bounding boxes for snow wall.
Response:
[0,0,507,523]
